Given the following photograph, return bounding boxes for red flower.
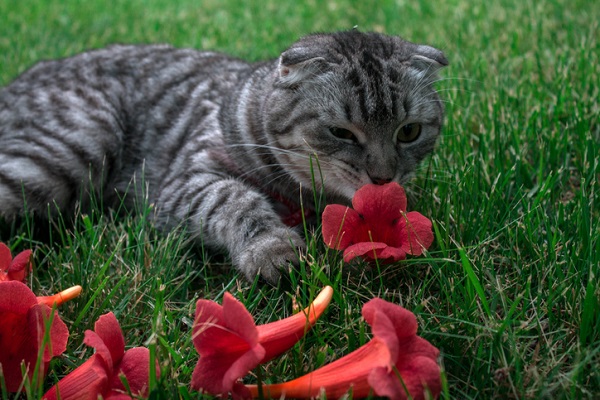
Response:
[43,312,160,400]
[322,182,434,263]
[0,242,32,282]
[0,281,70,392]
[191,286,333,399]
[246,298,441,400]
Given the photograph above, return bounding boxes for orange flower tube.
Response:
[37,285,83,307]
[248,338,391,399]
[246,298,441,400]
[258,285,334,361]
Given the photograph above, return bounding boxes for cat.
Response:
[0,30,448,284]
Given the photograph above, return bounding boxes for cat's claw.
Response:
[234,228,305,286]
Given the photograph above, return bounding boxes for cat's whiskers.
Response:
[263,169,300,189]
[222,143,336,192]
[226,143,337,173]
[226,143,309,161]
[327,159,364,186]
[235,162,296,182]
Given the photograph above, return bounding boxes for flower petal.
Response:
[396,336,440,361]
[193,294,258,356]
[191,293,263,395]
[352,183,407,222]
[92,312,125,366]
[0,311,38,392]
[192,344,265,395]
[231,382,253,400]
[342,242,388,262]
[400,212,434,256]
[0,281,38,314]
[369,355,441,400]
[8,249,32,281]
[105,395,135,400]
[0,243,11,270]
[192,299,224,354]
[223,344,266,393]
[43,356,110,400]
[0,282,68,392]
[84,330,115,375]
[364,300,440,400]
[108,347,157,398]
[192,292,265,394]
[369,366,410,400]
[376,246,408,262]
[362,298,418,339]
[29,304,69,363]
[396,355,442,399]
[321,204,365,250]
[364,307,400,364]
[44,313,157,400]
[222,293,259,346]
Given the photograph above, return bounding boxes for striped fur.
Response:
[0,31,448,283]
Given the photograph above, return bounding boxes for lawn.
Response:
[0,0,599,398]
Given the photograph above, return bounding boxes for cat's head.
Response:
[265,30,448,202]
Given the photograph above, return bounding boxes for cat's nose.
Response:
[370,176,393,185]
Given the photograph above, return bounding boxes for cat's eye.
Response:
[329,127,358,144]
[397,123,422,143]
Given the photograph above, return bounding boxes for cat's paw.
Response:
[234,228,305,285]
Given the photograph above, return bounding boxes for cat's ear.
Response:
[409,45,449,78]
[276,47,331,87]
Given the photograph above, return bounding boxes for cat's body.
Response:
[0,31,447,283]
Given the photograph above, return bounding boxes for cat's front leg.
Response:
[160,175,305,284]
[230,222,305,284]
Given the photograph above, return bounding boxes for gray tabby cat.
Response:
[0,30,447,284]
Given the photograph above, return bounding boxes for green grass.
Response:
[1,0,599,398]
